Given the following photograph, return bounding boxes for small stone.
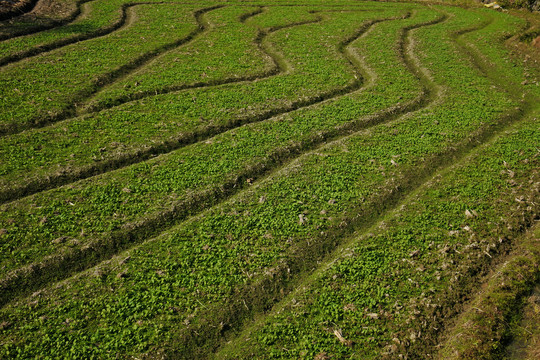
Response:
[52,236,68,244]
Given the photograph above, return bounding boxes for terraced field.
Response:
[0,0,538,358]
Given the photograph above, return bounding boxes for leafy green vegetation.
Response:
[0,5,418,276]
[216,114,539,359]
[0,5,401,202]
[0,2,200,134]
[0,0,126,65]
[0,1,537,358]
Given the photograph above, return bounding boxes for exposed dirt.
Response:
[0,0,81,39]
[0,0,37,21]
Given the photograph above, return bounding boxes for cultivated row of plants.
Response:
[0,4,419,298]
[2,2,538,358]
[0,2,201,135]
[0,4,393,202]
[0,0,127,66]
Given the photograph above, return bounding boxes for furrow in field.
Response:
[0,0,91,40]
[0,0,39,22]
[0,3,220,137]
[0,8,427,306]
[78,5,295,114]
[213,10,540,359]
[0,0,134,67]
[6,8,524,356]
[0,9,384,204]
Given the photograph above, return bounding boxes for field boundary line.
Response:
[0,12,423,307]
[0,3,224,137]
[0,10,399,204]
[0,0,93,41]
[0,1,193,67]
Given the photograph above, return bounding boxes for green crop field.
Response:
[0,0,538,358]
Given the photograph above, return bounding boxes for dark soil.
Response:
[0,0,38,21]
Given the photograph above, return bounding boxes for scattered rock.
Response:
[52,236,68,244]
[314,352,330,360]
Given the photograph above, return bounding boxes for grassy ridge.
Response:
[1,5,535,358]
[0,0,130,66]
[0,1,537,359]
[0,6,415,294]
[0,6,385,203]
[0,2,201,135]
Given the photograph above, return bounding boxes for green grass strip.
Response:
[1,5,534,358]
[0,0,130,66]
[0,6,385,203]
[0,3,203,135]
[0,5,415,284]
